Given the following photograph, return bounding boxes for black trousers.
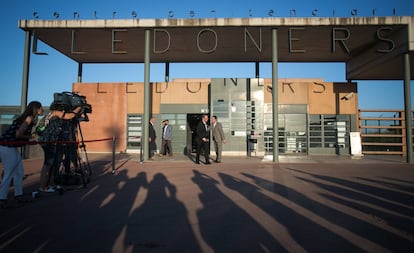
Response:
[196,140,209,163]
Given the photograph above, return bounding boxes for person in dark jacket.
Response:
[0,101,43,207]
[38,103,81,193]
[148,117,157,160]
[195,114,210,164]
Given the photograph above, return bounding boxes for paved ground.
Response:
[1,153,414,253]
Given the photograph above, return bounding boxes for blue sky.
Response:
[1,0,413,109]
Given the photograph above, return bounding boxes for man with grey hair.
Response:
[196,114,211,164]
[160,119,173,156]
[211,115,226,163]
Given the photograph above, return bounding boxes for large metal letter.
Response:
[112,29,127,54]
[332,28,351,54]
[224,78,238,87]
[97,83,107,93]
[288,27,306,53]
[71,30,85,54]
[126,82,136,93]
[153,29,171,53]
[244,28,262,52]
[32,32,47,55]
[376,27,395,53]
[272,29,279,162]
[313,82,326,93]
[197,28,217,53]
[282,82,295,93]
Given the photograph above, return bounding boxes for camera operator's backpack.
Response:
[36,112,52,136]
[39,115,64,143]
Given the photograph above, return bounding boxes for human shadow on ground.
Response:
[379,176,414,185]
[1,163,143,253]
[218,172,366,253]
[2,156,201,253]
[242,172,414,253]
[191,170,287,253]
[285,168,414,236]
[355,176,414,194]
[319,192,414,235]
[288,168,414,208]
[125,172,201,253]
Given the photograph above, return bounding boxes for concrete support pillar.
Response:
[272,29,279,162]
[20,31,31,113]
[143,29,151,161]
[403,53,413,163]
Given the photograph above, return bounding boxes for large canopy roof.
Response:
[19,16,414,80]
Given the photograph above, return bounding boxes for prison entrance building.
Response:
[17,16,414,162]
[73,78,358,157]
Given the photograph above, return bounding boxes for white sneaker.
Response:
[47,187,56,193]
[39,187,55,193]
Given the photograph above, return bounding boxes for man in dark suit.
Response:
[211,115,226,163]
[160,119,173,156]
[195,114,210,164]
[148,117,157,160]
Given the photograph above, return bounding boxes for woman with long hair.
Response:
[0,101,43,208]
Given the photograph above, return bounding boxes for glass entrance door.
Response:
[279,114,307,154]
[126,114,142,149]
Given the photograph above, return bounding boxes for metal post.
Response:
[20,31,32,113]
[403,53,413,163]
[165,62,170,82]
[272,29,279,162]
[143,29,151,161]
[77,63,83,83]
[255,62,260,78]
[112,136,116,173]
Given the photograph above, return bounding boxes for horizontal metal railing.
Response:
[358,109,413,156]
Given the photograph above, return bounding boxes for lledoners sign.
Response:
[19,17,413,79]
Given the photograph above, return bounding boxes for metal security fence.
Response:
[358,109,414,155]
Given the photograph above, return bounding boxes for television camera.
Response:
[53,92,92,121]
[51,91,93,188]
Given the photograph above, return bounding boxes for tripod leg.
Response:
[76,149,88,188]
[79,144,91,177]
[57,160,64,195]
[77,123,92,177]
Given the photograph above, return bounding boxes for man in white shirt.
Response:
[196,114,211,164]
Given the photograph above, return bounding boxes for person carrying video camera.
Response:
[38,102,81,193]
[61,116,79,180]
